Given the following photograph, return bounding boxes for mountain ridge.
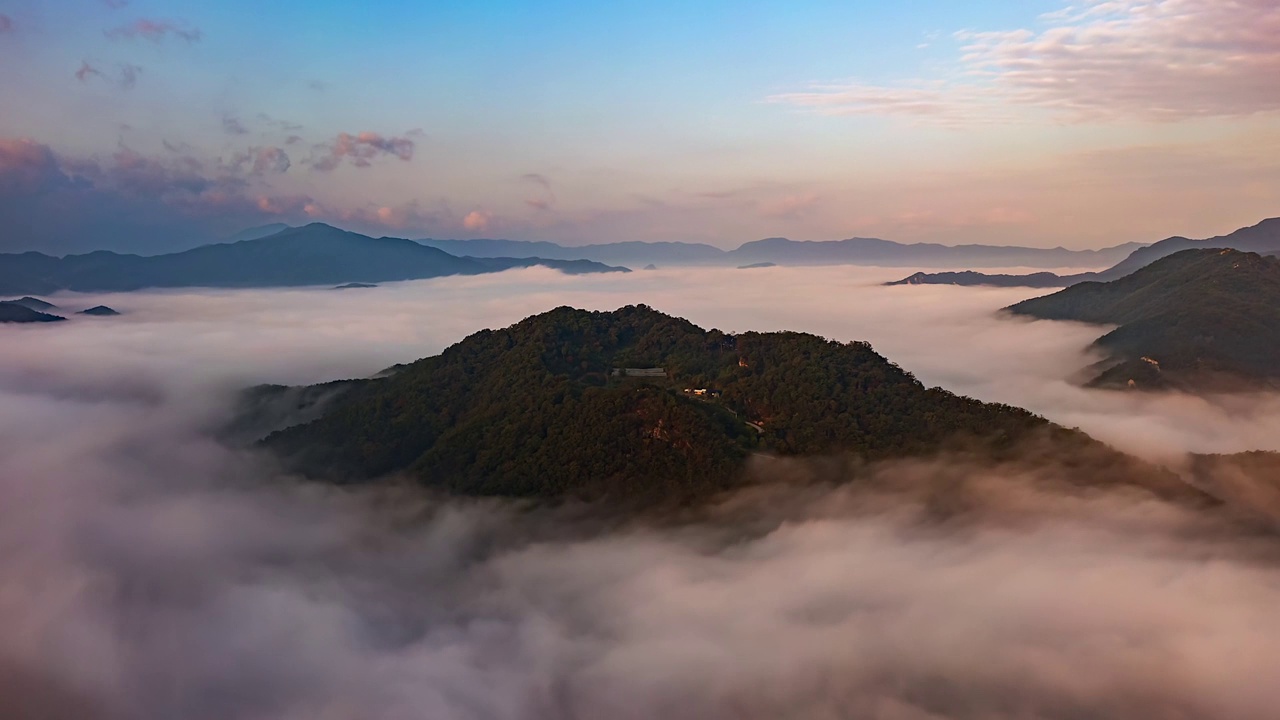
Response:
[1006,248,1280,390]
[0,223,627,295]
[419,234,1143,269]
[887,217,1280,288]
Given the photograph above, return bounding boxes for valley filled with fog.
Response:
[4,266,1280,719]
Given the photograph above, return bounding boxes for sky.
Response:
[0,0,1277,253]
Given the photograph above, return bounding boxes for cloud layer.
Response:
[771,0,1280,123]
[2,270,1280,718]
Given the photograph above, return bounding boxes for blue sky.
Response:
[0,0,1277,253]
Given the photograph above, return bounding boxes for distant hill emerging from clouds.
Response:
[1006,249,1280,391]
[888,218,1280,288]
[0,300,65,323]
[0,224,627,295]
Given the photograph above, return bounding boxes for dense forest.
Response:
[1007,249,1280,390]
[257,305,1200,504]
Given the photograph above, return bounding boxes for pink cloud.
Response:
[0,139,70,195]
[105,19,201,43]
[310,132,416,171]
[314,201,455,234]
[463,210,491,232]
[253,194,313,216]
[0,14,13,33]
[770,0,1280,123]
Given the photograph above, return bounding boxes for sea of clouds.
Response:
[3,266,1280,719]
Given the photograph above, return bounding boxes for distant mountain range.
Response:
[419,235,1144,269]
[1006,249,1280,391]
[888,217,1280,288]
[0,224,627,295]
[247,305,1204,506]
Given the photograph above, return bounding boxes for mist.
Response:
[4,266,1280,719]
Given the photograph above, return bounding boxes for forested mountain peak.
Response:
[255,306,1198,505]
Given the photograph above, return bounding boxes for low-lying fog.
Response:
[3,266,1279,719]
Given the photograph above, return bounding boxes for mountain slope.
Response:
[888,217,1280,288]
[256,305,1199,505]
[1006,249,1280,389]
[224,223,292,243]
[0,224,626,294]
[0,301,65,323]
[1102,217,1280,279]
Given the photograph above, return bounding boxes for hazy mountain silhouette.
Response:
[420,235,1142,269]
[421,238,727,266]
[0,224,626,295]
[888,217,1280,288]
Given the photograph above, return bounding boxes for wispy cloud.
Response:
[759,193,822,220]
[310,132,416,172]
[521,172,552,190]
[221,116,249,136]
[118,63,141,88]
[75,61,142,90]
[106,18,202,43]
[0,14,13,33]
[769,0,1280,124]
[74,62,100,83]
[255,114,303,133]
[231,146,291,175]
[768,82,1015,125]
[521,173,556,211]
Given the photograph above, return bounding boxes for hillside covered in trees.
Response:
[1007,249,1280,390]
[255,305,1198,504]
